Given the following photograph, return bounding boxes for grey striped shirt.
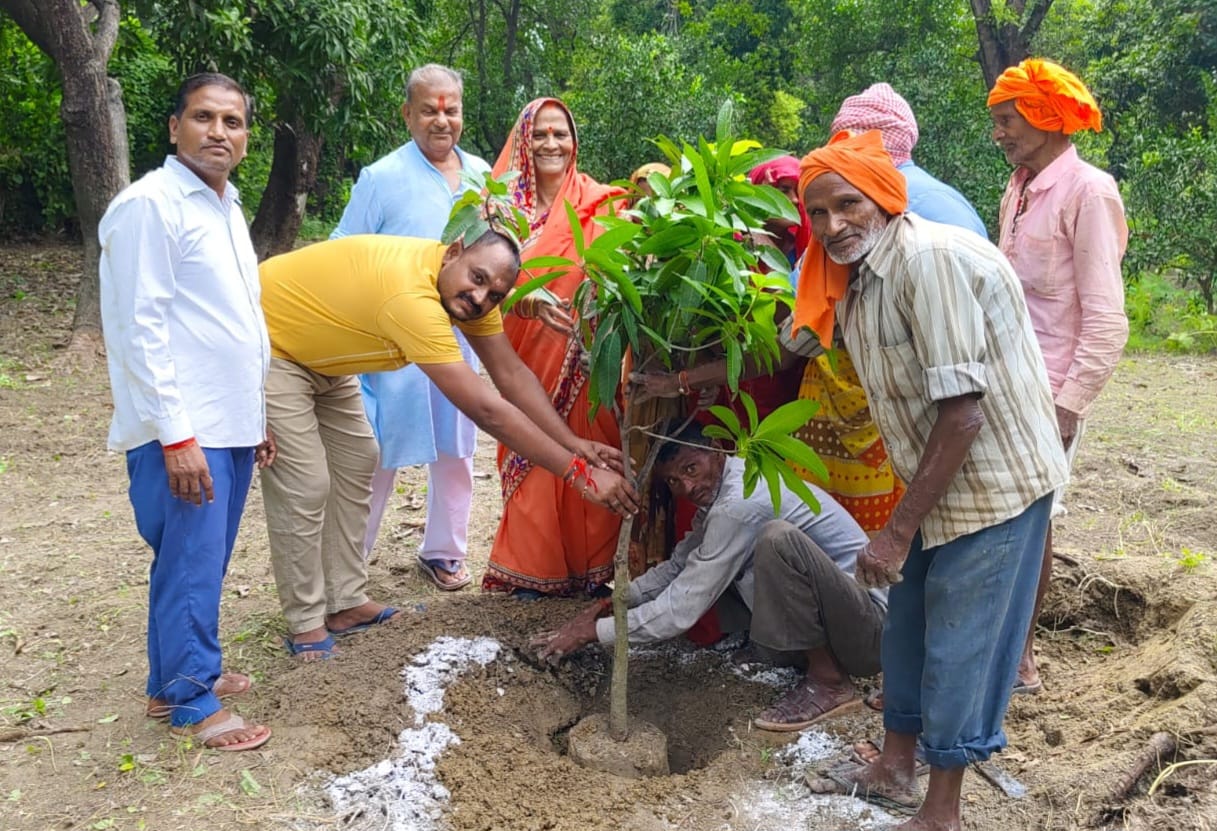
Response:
[836,213,1068,548]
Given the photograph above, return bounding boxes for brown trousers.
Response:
[749,519,884,677]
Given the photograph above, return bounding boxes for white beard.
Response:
[825,220,885,265]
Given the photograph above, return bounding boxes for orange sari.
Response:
[483,98,626,596]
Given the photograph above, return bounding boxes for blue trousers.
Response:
[127,442,254,728]
[882,494,1052,769]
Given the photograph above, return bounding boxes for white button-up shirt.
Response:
[100,156,270,452]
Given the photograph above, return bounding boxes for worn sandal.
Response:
[146,672,253,720]
[171,713,271,752]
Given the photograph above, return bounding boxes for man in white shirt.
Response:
[100,73,273,752]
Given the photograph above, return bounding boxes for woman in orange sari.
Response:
[482,97,626,598]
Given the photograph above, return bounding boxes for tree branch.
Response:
[93,0,122,58]
[1019,0,1054,42]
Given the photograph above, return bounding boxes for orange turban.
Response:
[987,58,1102,135]
[794,130,908,346]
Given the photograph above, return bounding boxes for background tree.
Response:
[968,0,1055,86]
[0,0,129,353]
[136,0,420,257]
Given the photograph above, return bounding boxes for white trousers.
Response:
[363,452,473,562]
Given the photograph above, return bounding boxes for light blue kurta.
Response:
[331,141,491,467]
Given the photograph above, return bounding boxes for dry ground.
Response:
[2,241,1215,831]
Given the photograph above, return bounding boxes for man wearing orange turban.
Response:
[796,131,1069,831]
[989,59,1129,698]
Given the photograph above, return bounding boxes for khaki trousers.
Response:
[261,359,379,633]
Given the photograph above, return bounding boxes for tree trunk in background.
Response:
[249,111,324,260]
[0,0,129,355]
[969,0,1054,89]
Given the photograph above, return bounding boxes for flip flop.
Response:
[753,684,863,732]
[1012,679,1043,695]
[171,713,272,752]
[416,557,472,591]
[850,737,931,777]
[326,607,399,637]
[283,634,337,659]
[146,672,253,721]
[808,760,921,816]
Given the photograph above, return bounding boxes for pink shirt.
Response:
[998,145,1128,417]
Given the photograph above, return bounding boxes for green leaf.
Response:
[239,769,262,796]
[739,390,759,434]
[725,339,742,395]
[564,200,586,257]
[502,268,566,314]
[637,223,700,257]
[754,399,820,440]
[592,325,624,413]
[519,255,574,270]
[761,457,785,517]
[589,220,642,253]
[707,404,742,436]
[441,204,482,245]
[702,425,734,443]
[774,456,823,513]
[766,434,830,486]
[685,143,716,218]
[715,98,734,153]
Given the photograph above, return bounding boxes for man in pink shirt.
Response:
[989,59,1129,694]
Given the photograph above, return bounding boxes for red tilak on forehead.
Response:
[546,126,554,137]
[437,95,447,111]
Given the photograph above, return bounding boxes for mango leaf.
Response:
[685,143,716,218]
[637,224,700,257]
[592,325,624,413]
[441,203,483,245]
[703,425,734,443]
[520,255,575,270]
[647,171,673,199]
[761,455,785,516]
[773,455,823,513]
[753,399,820,440]
[725,339,743,395]
[564,200,586,257]
[765,433,830,486]
[502,267,568,314]
[707,403,742,435]
[738,389,759,434]
[588,221,642,253]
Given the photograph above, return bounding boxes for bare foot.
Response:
[1016,650,1041,691]
[892,814,962,831]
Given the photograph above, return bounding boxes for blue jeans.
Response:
[882,494,1052,768]
[127,442,254,728]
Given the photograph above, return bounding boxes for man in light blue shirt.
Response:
[831,82,987,239]
[331,64,490,589]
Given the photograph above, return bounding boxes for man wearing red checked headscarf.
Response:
[989,59,1129,698]
[794,130,1068,831]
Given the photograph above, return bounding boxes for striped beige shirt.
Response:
[835,213,1068,548]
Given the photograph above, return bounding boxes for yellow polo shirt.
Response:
[259,235,503,375]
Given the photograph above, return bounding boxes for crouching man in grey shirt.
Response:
[530,422,887,731]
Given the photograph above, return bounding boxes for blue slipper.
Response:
[326,606,399,637]
[283,635,336,660]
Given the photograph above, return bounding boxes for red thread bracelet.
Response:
[162,437,197,452]
[563,455,598,494]
[678,370,690,395]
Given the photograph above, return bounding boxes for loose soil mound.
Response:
[2,242,1215,830]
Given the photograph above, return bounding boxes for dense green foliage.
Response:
[2,0,1215,347]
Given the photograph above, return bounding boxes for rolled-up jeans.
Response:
[882,494,1052,769]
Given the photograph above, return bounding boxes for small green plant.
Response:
[1176,547,1210,570]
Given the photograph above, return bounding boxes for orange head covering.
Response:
[794,130,908,346]
[986,58,1102,135]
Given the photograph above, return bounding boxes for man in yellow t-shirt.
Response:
[258,230,639,659]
